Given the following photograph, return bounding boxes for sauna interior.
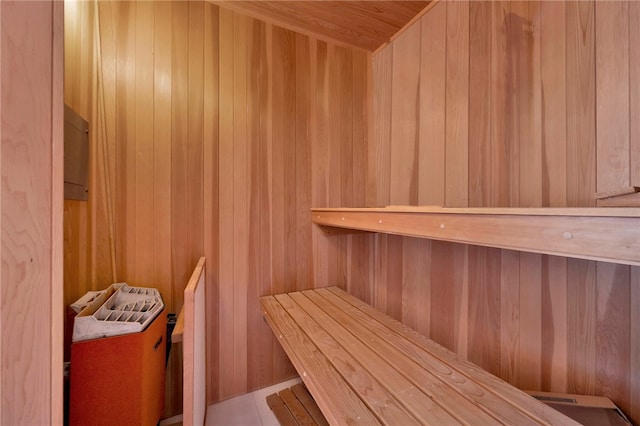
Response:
[1,0,638,424]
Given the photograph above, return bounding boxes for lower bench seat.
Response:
[260,287,579,425]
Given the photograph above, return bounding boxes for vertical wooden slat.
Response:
[490,1,511,207]
[271,25,295,381]
[567,259,596,394]
[295,33,312,290]
[444,0,469,208]
[631,266,640,424]
[389,23,420,205]
[468,1,491,207]
[247,17,267,392]
[430,241,466,353]
[541,256,568,393]
[518,1,542,208]
[116,2,136,283]
[595,263,630,412]
[467,246,501,377]
[52,2,65,422]
[372,45,392,207]
[217,6,234,401]
[630,2,640,188]
[134,1,154,285]
[596,1,630,193]
[401,238,430,337]
[202,1,220,403]
[566,0,595,207]
[232,11,248,397]
[1,2,55,422]
[419,2,446,206]
[500,250,520,384]
[519,252,542,390]
[540,1,567,207]
[187,1,205,282]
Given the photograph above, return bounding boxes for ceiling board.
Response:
[210,1,432,51]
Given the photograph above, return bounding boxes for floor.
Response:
[160,377,302,426]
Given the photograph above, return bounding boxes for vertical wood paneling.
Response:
[541,256,568,392]
[389,23,420,205]
[418,2,446,206]
[373,2,638,419]
[62,0,639,421]
[247,18,269,392]
[467,246,501,376]
[217,7,234,401]
[631,267,640,423]
[519,252,542,389]
[134,1,154,285]
[444,1,469,208]
[401,238,430,336]
[490,1,511,207]
[595,264,630,410]
[566,1,595,207]
[1,2,61,423]
[500,250,520,384]
[596,1,629,193]
[567,259,596,394]
[630,2,640,187]
[517,1,542,208]
[469,1,491,207]
[153,0,173,332]
[202,1,220,404]
[232,12,248,397]
[372,46,392,207]
[540,1,567,207]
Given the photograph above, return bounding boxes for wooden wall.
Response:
[63,0,370,413]
[1,1,63,424]
[369,1,639,423]
[64,0,639,422]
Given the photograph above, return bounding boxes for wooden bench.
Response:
[261,286,579,425]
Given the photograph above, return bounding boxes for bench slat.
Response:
[275,294,420,425]
[310,289,540,425]
[263,287,580,425]
[287,292,470,424]
[260,296,381,425]
[326,287,580,426]
[303,289,520,425]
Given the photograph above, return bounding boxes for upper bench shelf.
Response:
[311,206,640,266]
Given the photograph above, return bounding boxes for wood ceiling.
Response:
[209,1,432,51]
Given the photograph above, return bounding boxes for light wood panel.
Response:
[209,1,431,51]
[371,1,639,423]
[64,1,370,413]
[1,1,63,423]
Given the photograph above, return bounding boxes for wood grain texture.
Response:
[210,1,430,51]
[444,0,469,208]
[596,0,629,193]
[61,1,640,422]
[418,1,446,206]
[372,2,638,421]
[1,1,61,423]
[64,0,370,411]
[566,0,596,207]
[389,22,420,205]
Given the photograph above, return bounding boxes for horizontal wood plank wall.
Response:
[63,0,369,413]
[371,1,639,423]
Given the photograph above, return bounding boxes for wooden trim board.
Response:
[311,207,640,266]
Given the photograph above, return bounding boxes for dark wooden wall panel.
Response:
[371,1,639,423]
